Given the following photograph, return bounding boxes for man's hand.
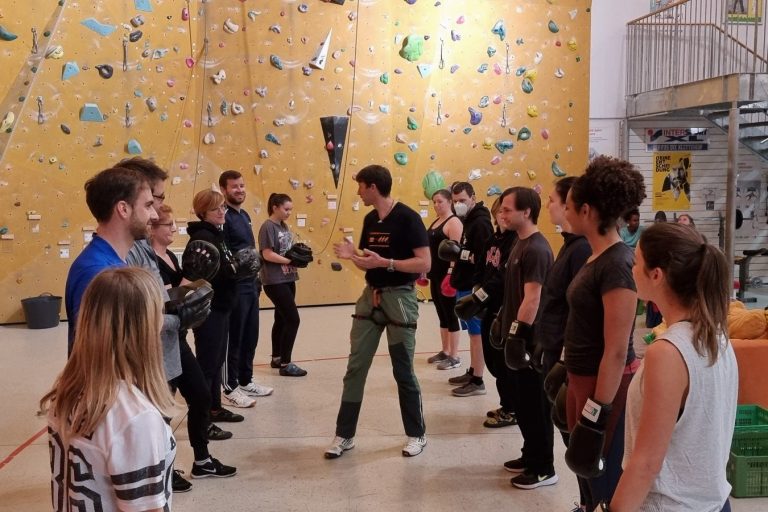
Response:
[333,239,356,259]
[351,248,386,269]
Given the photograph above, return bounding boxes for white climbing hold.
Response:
[223,19,240,34]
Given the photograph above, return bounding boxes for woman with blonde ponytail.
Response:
[608,223,738,512]
[40,267,176,512]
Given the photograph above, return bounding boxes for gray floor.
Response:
[0,303,766,511]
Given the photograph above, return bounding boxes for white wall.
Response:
[628,119,768,284]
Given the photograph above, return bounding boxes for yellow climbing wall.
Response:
[0,0,591,323]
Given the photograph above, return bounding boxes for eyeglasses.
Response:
[154,222,175,227]
[208,205,227,212]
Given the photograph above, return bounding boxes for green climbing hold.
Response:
[380,72,389,84]
[407,116,418,130]
[399,34,424,62]
[517,127,531,141]
[422,170,446,199]
[394,152,408,165]
[551,161,566,177]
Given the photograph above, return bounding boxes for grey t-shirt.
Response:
[258,219,298,285]
[564,241,636,376]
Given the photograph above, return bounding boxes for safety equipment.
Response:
[503,320,534,370]
[454,286,489,321]
[285,242,313,268]
[233,247,261,278]
[437,239,462,262]
[440,274,456,297]
[531,343,545,373]
[551,383,569,433]
[165,279,214,330]
[453,202,469,218]
[489,314,503,349]
[182,240,220,282]
[544,361,568,403]
[565,397,612,478]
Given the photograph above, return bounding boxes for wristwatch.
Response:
[386,258,395,272]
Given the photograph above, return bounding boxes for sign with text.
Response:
[645,128,708,151]
[652,152,692,210]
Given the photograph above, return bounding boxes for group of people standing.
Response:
[43,157,738,512]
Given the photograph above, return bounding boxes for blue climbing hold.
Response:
[81,18,117,36]
[62,61,79,80]
[491,20,506,41]
[80,103,104,122]
[127,139,143,154]
[468,107,482,125]
[134,0,153,12]
[266,133,281,145]
[495,140,514,153]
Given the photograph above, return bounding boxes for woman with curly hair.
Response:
[561,156,646,511]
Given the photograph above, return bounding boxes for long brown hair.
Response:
[639,223,729,364]
[40,267,174,442]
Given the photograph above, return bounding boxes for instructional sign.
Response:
[652,152,692,210]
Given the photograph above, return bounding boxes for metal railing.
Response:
[627,0,768,95]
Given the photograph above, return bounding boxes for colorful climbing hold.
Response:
[61,61,79,80]
[487,185,502,196]
[495,140,514,153]
[80,103,104,122]
[479,96,490,108]
[517,127,531,140]
[127,139,143,154]
[468,107,482,125]
[380,72,389,84]
[407,116,419,130]
[394,152,408,165]
[0,25,18,41]
[95,64,113,79]
[487,46,496,57]
[551,161,566,177]
[270,55,283,70]
[526,105,539,117]
[399,35,424,62]
[521,78,533,94]
[266,133,281,145]
[491,19,506,41]
[477,63,488,73]
[541,129,550,140]
[548,20,560,33]
[81,18,117,37]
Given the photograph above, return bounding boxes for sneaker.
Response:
[279,362,308,377]
[452,381,487,397]
[503,458,527,473]
[324,436,355,459]
[209,408,244,423]
[483,410,517,428]
[448,369,473,386]
[437,356,461,370]
[487,407,505,419]
[427,351,449,364]
[239,381,274,397]
[510,470,559,489]
[222,388,256,408]
[270,356,282,368]
[206,423,233,441]
[402,435,427,457]
[172,470,192,493]
[191,457,237,479]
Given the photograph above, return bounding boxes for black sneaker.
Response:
[279,362,308,377]
[510,470,559,489]
[172,469,192,493]
[447,369,473,386]
[503,458,527,473]
[483,410,517,428]
[206,423,233,441]
[190,457,237,479]
[209,408,244,423]
[270,356,282,368]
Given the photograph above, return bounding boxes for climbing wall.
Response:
[0,0,591,323]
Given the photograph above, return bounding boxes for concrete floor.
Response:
[0,303,766,511]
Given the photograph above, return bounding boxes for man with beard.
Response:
[65,166,157,355]
[219,170,273,402]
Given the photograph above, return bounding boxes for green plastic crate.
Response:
[727,430,768,498]
[735,405,768,432]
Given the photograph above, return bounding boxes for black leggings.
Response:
[263,282,300,364]
[193,308,231,410]
[170,337,211,461]
[429,277,460,332]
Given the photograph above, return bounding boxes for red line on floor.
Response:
[0,427,46,471]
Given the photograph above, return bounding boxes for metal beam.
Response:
[726,103,738,289]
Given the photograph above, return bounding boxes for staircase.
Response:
[707,102,768,160]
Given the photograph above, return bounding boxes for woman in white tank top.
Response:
[607,223,738,512]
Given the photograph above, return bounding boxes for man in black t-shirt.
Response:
[496,187,557,489]
[325,165,431,459]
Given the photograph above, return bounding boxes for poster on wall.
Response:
[645,128,709,151]
[588,120,620,160]
[736,179,761,236]
[728,0,763,23]
[652,152,692,210]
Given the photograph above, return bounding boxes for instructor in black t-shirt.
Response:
[325,164,431,460]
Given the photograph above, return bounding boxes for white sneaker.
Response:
[324,436,355,459]
[402,435,426,457]
[239,381,274,397]
[222,388,256,408]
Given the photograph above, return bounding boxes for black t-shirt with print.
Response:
[359,202,428,288]
[499,232,553,336]
[564,241,637,376]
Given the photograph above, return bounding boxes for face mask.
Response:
[453,202,469,218]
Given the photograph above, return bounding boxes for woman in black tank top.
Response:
[425,190,463,365]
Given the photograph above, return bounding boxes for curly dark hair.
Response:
[570,156,646,235]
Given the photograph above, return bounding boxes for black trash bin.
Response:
[21,294,62,329]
